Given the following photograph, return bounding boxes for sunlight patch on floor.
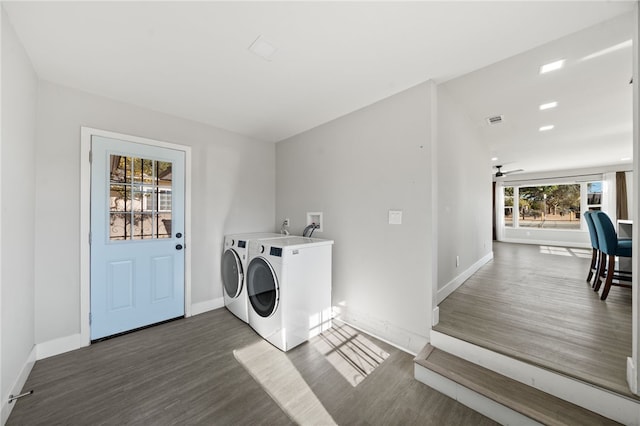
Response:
[311,323,389,387]
[539,245,591,259]
[234,340,337,426]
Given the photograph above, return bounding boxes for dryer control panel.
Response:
[270,247,283,257]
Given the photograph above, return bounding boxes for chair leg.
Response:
[587,248,597,282]
[600,255,617,300]
[594,252,607,291]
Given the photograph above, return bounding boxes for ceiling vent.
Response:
[486,115,504,125]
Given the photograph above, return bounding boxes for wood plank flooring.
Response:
[434,242,633,397]
[8,309,497,425]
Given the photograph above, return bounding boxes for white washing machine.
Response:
[222,233,286,322]
[246,236,333,351]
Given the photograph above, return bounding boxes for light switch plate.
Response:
[389,210,402,225]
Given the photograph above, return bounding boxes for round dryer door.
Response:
[247,257,279,317]
[221,249,243,299]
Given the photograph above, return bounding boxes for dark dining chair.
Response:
[583,211,601,286]
[592,211,632,300]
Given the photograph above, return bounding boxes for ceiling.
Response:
[443,10,634,177]
[2,1,636,174]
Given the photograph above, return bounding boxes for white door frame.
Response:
[80,127,192,346]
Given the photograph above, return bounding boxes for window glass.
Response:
[587,181,602,211]
[504,187,514,227]
[518,184,580,229]
[109,155,173,241]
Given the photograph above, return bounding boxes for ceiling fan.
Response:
[494,165,523,178]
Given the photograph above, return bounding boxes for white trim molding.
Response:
[501,237,590,249]
[1,347,36,425]
[80,127,193,347]
[437,251,493,304]
[191,298,225,316]
[36,334,83,361]
[430,331,640,425]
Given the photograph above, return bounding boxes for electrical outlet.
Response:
[283,218,290,226]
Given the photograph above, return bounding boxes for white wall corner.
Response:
[432,307,440,326]
[191,297,224,317]
[628,356,638,395]
[437,251,494,304]
[1,346,36,425]
[36,333,84,360]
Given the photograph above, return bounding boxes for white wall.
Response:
[436,84,493,299]
[276,82,434,354]
[1,7,38,423]
[34,81,275,345]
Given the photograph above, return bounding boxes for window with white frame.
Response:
[501,180,603,231]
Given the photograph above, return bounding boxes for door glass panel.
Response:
[157,161,172,187]
[158,213,171,239]
[133,213,154,240]
[110,185,127,211]
[110,213,127,240]
[108,154,173,241]
[110,155,126,182]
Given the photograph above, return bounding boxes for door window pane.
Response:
[158,213,172,239]
[108,155,173,241]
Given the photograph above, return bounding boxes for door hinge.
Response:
[89,232,92,245]
[89,150,92,163]
[89,313,92,325]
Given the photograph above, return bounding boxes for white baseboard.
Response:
[33,300,224,363]
[628,357,638,395]
[437,251,493,304]
[1,346,36,425]
[191,297,224,316]
[334,306,428,356]
[430,330,640,425]
[501,238,590,249]
[36,333,84,360]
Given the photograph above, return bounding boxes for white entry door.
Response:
[90,136,185,340]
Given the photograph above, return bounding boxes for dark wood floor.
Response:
[8,308,496,425]
[434,242,633,397]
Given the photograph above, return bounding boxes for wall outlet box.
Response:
[388,210,402,225]
[306,212,323,232]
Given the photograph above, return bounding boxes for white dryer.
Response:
[246,236,333,351]
[222,233,285,322]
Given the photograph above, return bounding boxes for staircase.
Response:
[415,332,640,425]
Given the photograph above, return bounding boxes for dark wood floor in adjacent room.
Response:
[434,241,633,397]
[8,309,496,425]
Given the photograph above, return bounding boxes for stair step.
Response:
[415,344,620,426]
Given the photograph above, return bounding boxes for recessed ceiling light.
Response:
[539,59,565,74]
[539,101,558,110]
[248,35,278,61]
[621,157,632,161]
[491,157,499,162]
[539,125,555,132]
